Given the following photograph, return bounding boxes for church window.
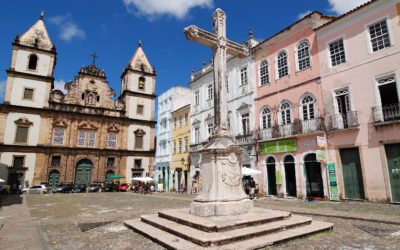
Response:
[51,156,61,168]
[52,128,65,145]
[107,157,115,168]
[194,91,200,105]
[81,93,85,100]
[297,40,311,71]
[107,132,117,148]
[207,84,213,100]
[134,159,142,169]
[138,77,146,90]
[15,126,29,143]
[97,95,100,102]
[277,51,289,78]
[28,54,38,70]
[240,67,248,85]
[184,113,188,126]
[137,104,144,115]
[13,156,25,168]
[23,88,34,100]
[77,130,96,147]
[134,129,145,149]
[260,61,269,86]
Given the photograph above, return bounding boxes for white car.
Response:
[23,185,49,194]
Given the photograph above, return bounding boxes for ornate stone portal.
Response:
[185,8,253,217]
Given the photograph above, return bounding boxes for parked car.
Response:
[104,183,117,192]
[88,184,101,192]
[23,185,48,194]
[72,184,87,193]
[118,183,130,192]
[52,184,74,193]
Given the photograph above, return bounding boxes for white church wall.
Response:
[127,97,153,120]
[14,50,51,76]
[126,156,150,179]
[9,78,49,108]
[4,113,41,146]
[127,125,151,151]
[0,152,36,188]
[127,74,155,95]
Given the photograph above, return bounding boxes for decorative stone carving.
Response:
[53,118,68,127]
[107,124,120,132]
[77,121,98,130]
[49,90,65,103]
[14,117,33,126]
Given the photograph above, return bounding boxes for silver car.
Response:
[24,185,49,194]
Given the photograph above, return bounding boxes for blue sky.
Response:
[0,0,369,102]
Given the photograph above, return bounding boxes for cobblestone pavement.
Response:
[1,192,399,249]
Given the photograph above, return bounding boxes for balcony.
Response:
[235,132,256,145]
[327,111,359,130]
[258,117,325,141]
[373,103,400,124]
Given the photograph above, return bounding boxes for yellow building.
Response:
[171,104,190,192]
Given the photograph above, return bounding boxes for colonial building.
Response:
[189,33,259,177]
[170,104,191,192]
[316,0,400,203]
[0,14,156,189]
[254,12,333,199]
[154,86,191,191]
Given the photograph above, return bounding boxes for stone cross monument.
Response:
[184,8,253,217]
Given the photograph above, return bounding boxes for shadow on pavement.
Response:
[0,194,23,208]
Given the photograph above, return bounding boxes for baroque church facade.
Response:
[0,14,156,189]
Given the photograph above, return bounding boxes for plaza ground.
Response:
[1,193,400,250]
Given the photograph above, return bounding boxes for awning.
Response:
[109,174,125,179]
[242,167,261,176]
[132,177,153,182]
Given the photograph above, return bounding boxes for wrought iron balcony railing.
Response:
[234,131,256,145]
[258,117,325,141]
[373,103,400,124]
[327,111,359,130]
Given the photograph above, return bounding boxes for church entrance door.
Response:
[105,170,115,184]
[75,159,93,186]
[48,170,60,189]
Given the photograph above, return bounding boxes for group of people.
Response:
[132,182,154,194]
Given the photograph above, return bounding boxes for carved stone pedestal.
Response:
[190,135,253,217]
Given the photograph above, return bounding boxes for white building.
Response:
[189,34,259,176]
[154,86,191,191]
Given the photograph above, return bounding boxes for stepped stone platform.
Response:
[124,208,333,249]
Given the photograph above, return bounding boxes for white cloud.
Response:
[53,79,66,93]
[298,10,312,19]
[328,0,370,15]
[123,0,214,20]
[0,80,6,102]
[48,13,86,42]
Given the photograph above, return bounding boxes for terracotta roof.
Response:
[314,0,378,31]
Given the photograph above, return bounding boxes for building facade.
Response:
[189,34,259,178]
[154,86,191,191]
[254,12,333,199]
[316,0,400,203]
[170,104,191,192]
[0,14,156,189]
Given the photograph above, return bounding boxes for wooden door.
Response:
[339,148,365,200]
[48,171,60,189]
[385,144,400,202]
[75,161,92,185]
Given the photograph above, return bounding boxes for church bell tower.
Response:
[4,12,56,108]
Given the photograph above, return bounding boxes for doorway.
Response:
[75,159,93,186]
[385,144,400,202]
[377,76,399,121]
[334,87,352,129]
[48,170,60,189]
[339,148,365,200]
[304,153,324,198]
[284,155,297,197]
[266,157,277,195]
[105,170,114,184]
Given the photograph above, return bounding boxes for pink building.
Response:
[316,0,400,203]
[254,13,333,199]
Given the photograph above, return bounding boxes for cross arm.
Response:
[184,25,249,58]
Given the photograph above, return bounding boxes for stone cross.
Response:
[90,52,98,65]
[184,8,249,137]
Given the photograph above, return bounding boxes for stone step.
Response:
[158,207,291,232]
[213,220,333,250]
[141,213,313,247]
[124,218,203,250]
[124,218,333,250]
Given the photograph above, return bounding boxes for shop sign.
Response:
[316,149,326,163]
[327,162,339,201]
[259,138,297,154]
[275,170,282,185]
[317,136,327,149]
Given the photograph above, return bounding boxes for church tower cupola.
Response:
[120,41,156,121]
[4,12,57,108]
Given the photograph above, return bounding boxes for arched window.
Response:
[138,76,145,90]
[297,40,311,71]
[260,107,272,129]
[277,51,288,78]
[301,95,316,120]
[28,54,38,70]
[280,101,292,125]
[260,61,269,86]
